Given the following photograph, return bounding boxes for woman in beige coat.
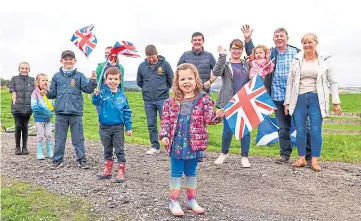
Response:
[284,33,342,171]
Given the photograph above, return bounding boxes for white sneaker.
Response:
[241,157,251,168]
[214,153,228,165]
[146,148,160,155]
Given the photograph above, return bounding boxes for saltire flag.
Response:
[256,116,297,146]
[224,74,277,140]
[70,24,97,57]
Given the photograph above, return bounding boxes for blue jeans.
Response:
[170,158,198,178]
[221,117,250,157]
[144,100,165,150]
[53,114,86,163]
[274,101,312,160]
[293,93,323,157]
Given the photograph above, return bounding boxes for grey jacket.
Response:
[212,54,251,108]
[9,74,35,115]
[284,52,341,118]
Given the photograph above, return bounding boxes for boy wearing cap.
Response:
[45,50,97,169]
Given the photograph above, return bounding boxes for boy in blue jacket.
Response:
[44,50,97,169]
[92,67,132,183]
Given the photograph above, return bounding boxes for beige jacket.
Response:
[284,51,341,118]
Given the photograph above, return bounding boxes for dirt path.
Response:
[1,133,361,221]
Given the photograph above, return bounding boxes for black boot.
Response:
[15,146,22,155]
[22,146,29,155]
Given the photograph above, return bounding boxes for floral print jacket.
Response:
[159,93,222,154]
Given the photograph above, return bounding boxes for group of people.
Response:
[9,24,343,217]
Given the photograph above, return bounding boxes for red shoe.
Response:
[115,163,125,183]
[96,160,113,179]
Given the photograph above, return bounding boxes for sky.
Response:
[1,0,361,87]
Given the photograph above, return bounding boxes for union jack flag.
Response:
[224,74,277,140]
[119,41,140,58]
[70,24,97,57]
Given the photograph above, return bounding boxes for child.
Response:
[31,73,54,160]
[44,50,97,169]
[159,63,224,217]
[10,62,35,155]
[248,45,275,79]
[92,67,132,183]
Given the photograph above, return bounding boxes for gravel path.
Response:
[1,133,361,221]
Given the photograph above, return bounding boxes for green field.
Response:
[1,91,360,162]
[1,177,98,221]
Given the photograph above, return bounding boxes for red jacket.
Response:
[159,93,222,154]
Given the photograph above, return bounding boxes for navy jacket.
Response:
[47,68,97,115]
[136,55,174,102]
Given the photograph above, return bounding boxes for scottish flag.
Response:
[256,116,297,146]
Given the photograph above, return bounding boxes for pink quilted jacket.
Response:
[159,94,222,154]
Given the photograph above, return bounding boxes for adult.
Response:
[242,25,312,164]
[177,32,217,94]
[96,46,125,93]
[10,62,35,155]
[212,39,252,167]
[137,45,174,155]
[284,33,342,171]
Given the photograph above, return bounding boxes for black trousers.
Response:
[13,114,31,148]
[100,124,125,163]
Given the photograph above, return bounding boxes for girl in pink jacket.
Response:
[159,63,224,217]
[249,45,275,79]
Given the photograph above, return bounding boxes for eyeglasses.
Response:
[231,47,242,51]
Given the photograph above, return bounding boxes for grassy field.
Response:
[1,177,98,221]
[1,91,361,162]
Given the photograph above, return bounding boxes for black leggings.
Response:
[13,114,31,148]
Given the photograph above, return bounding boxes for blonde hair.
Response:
[251,45,269,59]
[35,73,48,89]
[301,32,318,44]
[172,63,203,103]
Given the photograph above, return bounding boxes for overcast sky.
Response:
[1,0,360,87]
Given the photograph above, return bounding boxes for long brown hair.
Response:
[172,63,203,103]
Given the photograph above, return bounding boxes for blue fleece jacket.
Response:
[92,87,132,131]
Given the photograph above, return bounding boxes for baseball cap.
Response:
[61,50,76,59]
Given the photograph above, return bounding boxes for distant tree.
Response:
[0,78,11,88]
[124,87,141,92]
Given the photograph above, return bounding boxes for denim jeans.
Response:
[144,100,165,150]
[221,117,250,157]
[170,158,198,178]
[274,101,312,160]
[293,93,323,157]
[53,114,86,163]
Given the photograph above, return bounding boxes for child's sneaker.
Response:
[51,161,63,169]
[146,148,160,155]
[78,161,89,169]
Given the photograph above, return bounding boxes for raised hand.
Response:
[217,45,227,55]
[241,24,253,42]
[91,71,96,80]
[93,88,100,95]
